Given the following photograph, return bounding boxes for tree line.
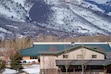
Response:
[0,37,32,73]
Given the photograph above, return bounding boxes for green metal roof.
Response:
[19,43,111,56]
[19,44,71,56]
[75,44,111,52]
[39,45,106,55]
[57,46,106,55]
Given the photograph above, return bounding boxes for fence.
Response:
[40,69,104,74]
[58,72,104,74]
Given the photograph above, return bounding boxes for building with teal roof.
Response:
[73,42,111,52]
[19,42,71,63]
[19,42,111,64]
[19,42,71,56]
[38,42,111,74]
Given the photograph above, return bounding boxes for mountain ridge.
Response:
[0,0,111,40]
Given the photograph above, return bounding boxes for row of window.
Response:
[63,54,97,58]
[30,55,97,59]
[30,56,37,59]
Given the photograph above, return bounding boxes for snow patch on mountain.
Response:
[34,0,111,35]
[0,0,111,39]
[89,0,110,4]
[69,4,111,32]
[81,1,105,13]
[6,25,18,29]
[13,0,26,6]
[0,27,12,34]
[83,0,111,15]
[0,0,34,22]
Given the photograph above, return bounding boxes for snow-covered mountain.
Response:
[0,0,111,40]
[0,0,35,22]
[82,0,111,15]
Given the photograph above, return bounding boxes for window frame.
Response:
[63,55,68,58]
[92,55,97,58]
[30,56,37,59]
[77,54,83,59]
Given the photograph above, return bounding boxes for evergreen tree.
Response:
[0,60,6,72]
[10,51,23,72]
[38,56,40,63]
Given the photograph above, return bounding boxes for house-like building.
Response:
[19,42,71,64]
[39,42,111,74]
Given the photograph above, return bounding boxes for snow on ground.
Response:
[23,64,40,74]
[108,12,111,16]
[2,68,17,74]
[6,25,18,29]
[2,64,40,74]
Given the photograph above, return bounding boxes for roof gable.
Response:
[74,43,111,52]
[56,45,105,55]
[39,45,106,55]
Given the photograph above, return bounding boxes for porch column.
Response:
[88,67,91,74]
[104,66,107,74]
[73,66,76,74]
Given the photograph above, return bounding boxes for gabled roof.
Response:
[19,42,111,56]
[58,45,106,55]
[19,44,71,56]
[74,43,111,52]
[39,45,106,55]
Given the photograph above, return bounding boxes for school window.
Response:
[63,55,68,58]
[30,56,37,59]
[92,55,97,58]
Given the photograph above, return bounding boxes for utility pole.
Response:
[81,48,84,74]
[64,41,68,74]
[42,56,45,74]
[65,56,68,74]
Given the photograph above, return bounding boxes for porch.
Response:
[56,60,111,74]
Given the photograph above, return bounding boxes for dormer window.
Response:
[63,55,68,58]
[92,55,97,58]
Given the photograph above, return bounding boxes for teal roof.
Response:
[74,44,111,52]
[39,45,106,55]
[19,44,71,56]
[19,43,111,56]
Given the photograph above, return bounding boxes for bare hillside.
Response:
[36,34,111,42]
